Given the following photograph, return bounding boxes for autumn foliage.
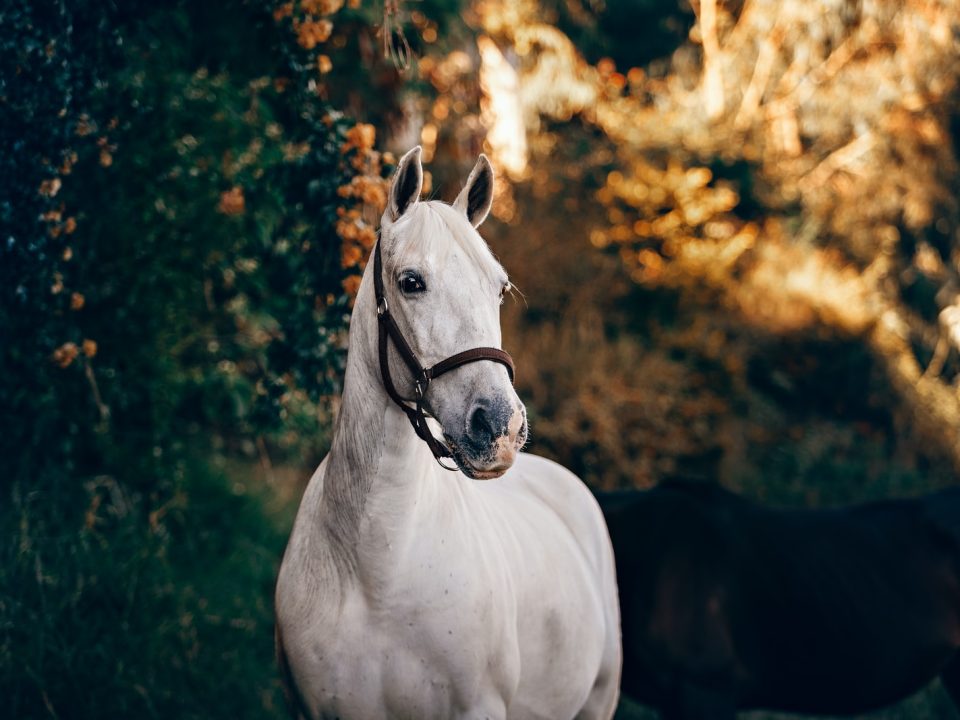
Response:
[448,0,960,495]
[1,0,396,716]
[4,0,960,717]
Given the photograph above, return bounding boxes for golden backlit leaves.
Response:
[51,336,97,368]
[74,114,94,137]
[479,0,959,264]
[475,0,960,469]
[97,136,116,167]
[735,225,878,336]
[275,0,345,84]
[592,161,752,287]
[410,10,439,51]
[421,50,473,92]
[342,123,376,155]
[336,124,391,298]
[52,342,79,368]
[417,50,477,160]
[304,0,346,13]
[478,0,960,320]
[294,18,333,49]
[60,150,78,175]
[270,2,392,301]
[38,178,62,197]
[476,0,598,131]
[217,186,246,216]
[417,42,523,221]
[337,175,386,208]
[511,25,597,123]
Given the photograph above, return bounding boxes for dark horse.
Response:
[598,481,960,719]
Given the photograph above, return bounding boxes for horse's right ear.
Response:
[386,146,423,222]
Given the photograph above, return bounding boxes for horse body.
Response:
[276,149,620,720]
[601,481,960,719]
[279,446,616,719]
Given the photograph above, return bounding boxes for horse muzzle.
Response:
[447,398,528,480]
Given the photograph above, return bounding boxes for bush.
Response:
[0,0,395,715]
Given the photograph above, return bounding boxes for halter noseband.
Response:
[372,236,516,469]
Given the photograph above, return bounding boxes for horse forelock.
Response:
[386,200,505,287]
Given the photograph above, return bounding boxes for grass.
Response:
[0,453,299,720]
[4,449,956,719]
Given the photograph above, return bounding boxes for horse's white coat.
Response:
[275,149,621,720]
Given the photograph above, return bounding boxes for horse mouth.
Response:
[444,437,512,480]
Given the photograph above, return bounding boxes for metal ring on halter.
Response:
[435,456,460,472]
[377,297,389,317]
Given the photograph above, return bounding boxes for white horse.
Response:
[275,147,621,720]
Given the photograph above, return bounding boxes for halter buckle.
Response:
[376,296,389,317]
[414,375,429,400]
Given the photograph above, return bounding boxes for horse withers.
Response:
[599,480,960,719]
[275,148,621,720]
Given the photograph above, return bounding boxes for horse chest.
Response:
[289,542,520,718]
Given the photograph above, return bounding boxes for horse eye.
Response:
[399,272,426,294]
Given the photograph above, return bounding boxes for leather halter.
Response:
[372,236,515,469]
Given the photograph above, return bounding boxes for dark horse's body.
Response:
[599,481,960,719]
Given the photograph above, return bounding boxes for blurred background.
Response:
[3,0,960,717]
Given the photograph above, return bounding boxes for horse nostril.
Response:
[468,404,493,444]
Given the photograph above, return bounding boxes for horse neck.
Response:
[319,271,443,563]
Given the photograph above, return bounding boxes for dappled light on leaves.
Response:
[335,123,390,297]
[475,0,960,474]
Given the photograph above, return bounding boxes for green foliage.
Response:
[0,454,291,719]
[0,0,121,485]
[0,0,384,715]
[1,0,375,486]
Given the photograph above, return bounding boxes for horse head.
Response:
[375,146,527,479]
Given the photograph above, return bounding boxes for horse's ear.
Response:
[453,154,494,228]
[387,146,423,222]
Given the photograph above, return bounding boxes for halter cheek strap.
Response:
[372,237,516,468]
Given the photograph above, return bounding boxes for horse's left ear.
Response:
[453,154,494,228]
